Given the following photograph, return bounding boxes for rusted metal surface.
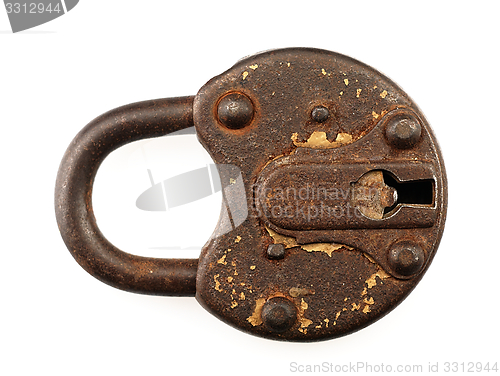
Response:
[56,48,447,341]
[194,48,447,341]
[255,159,437,231]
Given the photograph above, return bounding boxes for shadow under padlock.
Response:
[136,163,248,238]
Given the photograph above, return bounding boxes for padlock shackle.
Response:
[55,96,198,296]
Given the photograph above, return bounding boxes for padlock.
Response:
[55,48,447,341]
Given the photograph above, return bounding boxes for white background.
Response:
[1,1,499,375]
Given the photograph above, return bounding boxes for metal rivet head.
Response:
[388,241,425,277]
[385,114,422,149]
[261,297,297,333]
[311,106,330,123]
[267,244,285,260]
[216,92,254,129]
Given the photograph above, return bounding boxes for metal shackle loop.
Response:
[55,96,197,296]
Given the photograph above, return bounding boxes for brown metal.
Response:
[55,96,197,296]
[194,48,447,341]
[217,92,255,130]
[255,159,437,231]
[56,48,447,341]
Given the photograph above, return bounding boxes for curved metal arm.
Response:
[55,96,197,296]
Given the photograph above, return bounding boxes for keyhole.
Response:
[383,172,434,215]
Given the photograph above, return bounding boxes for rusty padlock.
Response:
[55,48,447,341]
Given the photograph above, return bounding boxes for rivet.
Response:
[311,106,330,123]
[267,244,285,260]
[385,114,421,149]
[261,297,297,333]
[216,92,254,129]
[388,241,425,276]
